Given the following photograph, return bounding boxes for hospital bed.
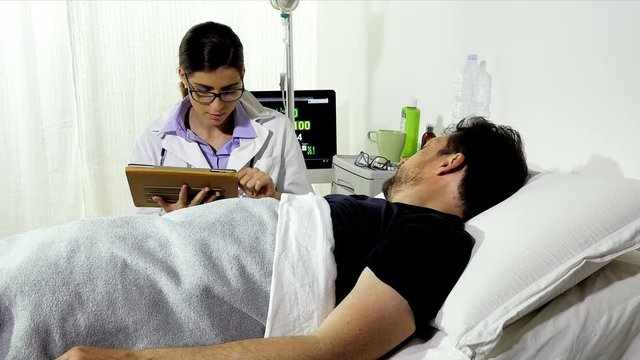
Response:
[1,170,639,359]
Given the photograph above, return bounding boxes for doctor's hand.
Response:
[238,168,281,200]
[153,184,221,213]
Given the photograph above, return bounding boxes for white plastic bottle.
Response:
[453,54,479,121]
[471,60,492,119]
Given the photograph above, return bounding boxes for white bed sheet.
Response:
[390,332,468,360]
[620,330,640,360]
[487,249,640,360]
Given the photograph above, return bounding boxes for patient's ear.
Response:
[436,153,465,175]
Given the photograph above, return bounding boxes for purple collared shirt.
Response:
[160,96,257,169]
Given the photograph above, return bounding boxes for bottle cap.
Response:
[467,54,478,61]
[408,97,418,107]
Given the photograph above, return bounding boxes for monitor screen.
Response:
[250,90,337,170]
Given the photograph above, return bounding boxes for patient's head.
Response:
[442,117,527,220]
[383,117,527,221]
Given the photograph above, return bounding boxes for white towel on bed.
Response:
[264,193,337,337]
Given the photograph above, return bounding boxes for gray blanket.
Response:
[0,197,279,360]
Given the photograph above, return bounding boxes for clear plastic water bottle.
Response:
[453,54,479,122]
[471,60,492,119]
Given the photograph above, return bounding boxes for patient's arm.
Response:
[57,267,415,360]
[309,266,416,358]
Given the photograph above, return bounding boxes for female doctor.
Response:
[130,21,312,214]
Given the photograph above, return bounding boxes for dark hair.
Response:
[178,22,245,97]
[441,117,528,221]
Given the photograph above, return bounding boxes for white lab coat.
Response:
[130,91,313,214]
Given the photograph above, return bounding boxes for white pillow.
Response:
[434,172,640,359]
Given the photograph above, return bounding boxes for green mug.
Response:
[367,130,406,163]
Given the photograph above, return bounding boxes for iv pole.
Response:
[270,0,299,122]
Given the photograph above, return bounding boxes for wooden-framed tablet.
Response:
[125,164,239,207]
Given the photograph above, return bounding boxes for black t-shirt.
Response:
[324,194,474,337]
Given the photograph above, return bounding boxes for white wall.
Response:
[3,1,639,235]
[316,1,640,179]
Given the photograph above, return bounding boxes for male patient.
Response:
[3,117,528,360]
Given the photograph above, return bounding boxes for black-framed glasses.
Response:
[184,72,245,105]
[354,151,394,171]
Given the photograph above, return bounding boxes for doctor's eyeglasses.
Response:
[354,151,395,171]
[184,73,245,105]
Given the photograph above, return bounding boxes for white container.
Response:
[331,155,396,197]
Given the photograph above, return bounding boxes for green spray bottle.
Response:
[400,98,421,158]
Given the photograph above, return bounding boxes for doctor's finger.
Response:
[244,176,263,191]
[246,170,269,187]
[153,196,172,212]
[247,179,276,198]
[189,187,210,206]
[204,191,221,203]
[237,168,259,187]
[176,184,190,205]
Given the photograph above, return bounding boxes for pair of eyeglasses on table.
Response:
[353,151,397,171]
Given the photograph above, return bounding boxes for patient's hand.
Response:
[153,184,220,213]
[238,168,281,200]
[56,345,140,359]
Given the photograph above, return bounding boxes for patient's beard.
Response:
[382,176,397,199]
[382,167,423,200]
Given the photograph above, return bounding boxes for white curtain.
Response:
[0,0,317,237]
